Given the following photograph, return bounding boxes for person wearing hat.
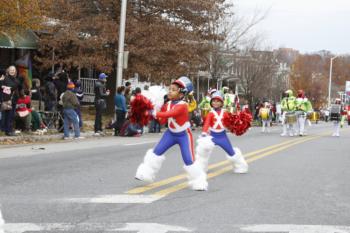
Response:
[199,88,216,124]
[94,73,110,135]
[295,90,313,136]
[280,89,297,136]
[62,82,82,139]
[195,91,248,189]
[135,76,208,191]
[330,98,344,137]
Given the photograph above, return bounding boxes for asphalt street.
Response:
[0,122,349,233]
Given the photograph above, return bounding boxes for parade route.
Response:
[0,124,349,232]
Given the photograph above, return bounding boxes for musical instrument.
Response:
[285,112,297,124]
[307,112,320,122]
[260,108,269,120]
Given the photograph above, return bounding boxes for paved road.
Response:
[0,123,349,233]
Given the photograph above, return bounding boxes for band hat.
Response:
[172,76,193,94]
[210,91,224,102]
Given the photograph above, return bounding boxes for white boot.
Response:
[195,136,215,172]
[184,162,208,191]
[280,124,287,136]
[135,149,165,183]
[227,147,248,173]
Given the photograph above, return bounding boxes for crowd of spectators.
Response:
[0,65,84,137]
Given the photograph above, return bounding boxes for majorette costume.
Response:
[281,90,297,137]
[259,102,271,133]
[330,98,345,137]
[195,91,251,188]
[135,76,208,191]
[295,90,313,136]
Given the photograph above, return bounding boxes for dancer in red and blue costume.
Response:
[135,76,207,191]
[196,91,248,187]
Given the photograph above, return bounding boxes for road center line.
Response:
[152,135,320,196]
[126,137,307,194]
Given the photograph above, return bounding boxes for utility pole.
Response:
[116,0,127,88]
[328,55,338,107]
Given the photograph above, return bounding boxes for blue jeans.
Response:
[63,109,80,137]
[1,106,16,134]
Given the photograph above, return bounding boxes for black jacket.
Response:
[94,80,108,102]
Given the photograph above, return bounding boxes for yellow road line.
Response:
[126,136,312,194]
[153,135,320,196]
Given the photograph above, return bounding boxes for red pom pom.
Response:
[223,111,252,136]
[130,94,154,127]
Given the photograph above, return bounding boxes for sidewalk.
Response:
[0,130,109,146]
[0,129,166,146]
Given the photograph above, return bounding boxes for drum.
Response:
[285,112,297,124]
[260,108,269,120]
[308,112,320,122]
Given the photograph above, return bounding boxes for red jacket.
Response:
[16,96,31,113]
[202,108,229,133]
[156,100,190,132]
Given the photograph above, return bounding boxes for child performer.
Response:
[196,91,248,181]
[135,76,207,191]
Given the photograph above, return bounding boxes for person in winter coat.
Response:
[94,73,110,135]
[62,82,82,139]
[0,66,24,136]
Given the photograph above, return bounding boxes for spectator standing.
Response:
[94,73,110,135]
[114,86,126,136]
[124,81,132,109]
[74,79,84,128]
[0,66,23,136]
[44,72,57,111]
[62,82,82,139]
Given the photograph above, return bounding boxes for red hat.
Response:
[297,90,305,98]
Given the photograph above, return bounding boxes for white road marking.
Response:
[2,222,192,233]
[63,194,163,204]
[0,207,4,233]
[241,224,350,233]
[124,140,158,146]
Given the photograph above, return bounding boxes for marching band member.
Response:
[199,88,216,124]
[259,101,271,133]
[295,90,313,136]
[135,76,207,191]
[221,86,232,112]
[330,98,343,137]
[281,90,297,136]
[195,91,248,189]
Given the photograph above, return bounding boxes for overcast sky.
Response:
[233,0,350,54]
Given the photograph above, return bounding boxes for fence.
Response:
[80,77,96,103]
